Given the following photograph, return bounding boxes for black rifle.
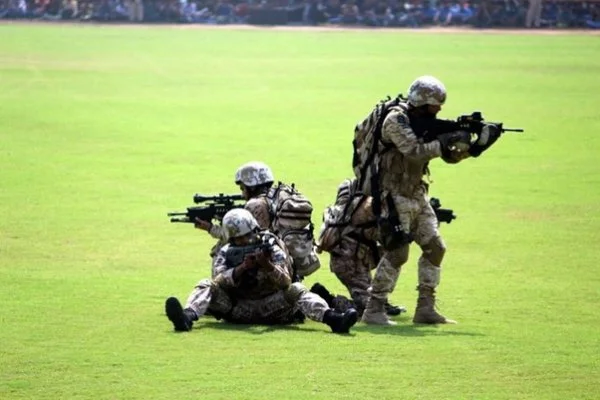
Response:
[168,193,245,223]
[225,236,274,269]
[429,197,456,224]
[411,111,524,157]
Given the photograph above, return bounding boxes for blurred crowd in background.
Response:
[1,0,599,29]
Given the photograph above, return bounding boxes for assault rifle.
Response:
[168,193,245,223]
[430,197,456,224]
[411,111,524,156]
[225,236,274,269]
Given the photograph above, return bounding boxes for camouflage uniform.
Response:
[207,197,272,276]
[166,208,358,333]
[327,180,381,315]
[185,232,329,324]
[205,162,274,274]
[362,76,468,325]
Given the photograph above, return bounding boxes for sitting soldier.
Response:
[196,161,319,280]
[165,209,357,334]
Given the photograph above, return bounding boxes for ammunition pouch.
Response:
[378,216,413,250]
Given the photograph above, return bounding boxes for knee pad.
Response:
[421,236,446,266]
[385,244,410,267]
[283,282,308,304]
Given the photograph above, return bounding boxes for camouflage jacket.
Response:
[379,103,442,198]
[208,196,271,242]
[208,195,272,263]
[212,232,293,300]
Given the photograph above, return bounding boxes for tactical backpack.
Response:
[316,191,374,254]
[267,182,320,278]
[352,95,403,214]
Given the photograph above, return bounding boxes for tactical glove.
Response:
[469,124,501,157]
[437,130,471,158]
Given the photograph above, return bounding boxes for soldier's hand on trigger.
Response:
[240,253,258,271]
[194,218,212,231]
[254,249,271,268]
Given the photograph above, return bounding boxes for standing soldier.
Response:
[358,75,501,325]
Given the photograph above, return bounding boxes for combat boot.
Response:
[310,282,335,306]
[165,297,197,332]
[412,285,456,324]
[361,297,397,325]
[385,301,407,316]
[322,308,358,334]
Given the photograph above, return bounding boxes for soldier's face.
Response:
[232,233,252,246]
[426,104,441,116]
[239,185,250,200]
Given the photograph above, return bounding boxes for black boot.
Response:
[310,283,335,306]
[322,308,358,334]
[165,297,195,332]
[292,309,306,324]
[385,302,407,316]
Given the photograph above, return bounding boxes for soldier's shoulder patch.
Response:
[396,113,409,126]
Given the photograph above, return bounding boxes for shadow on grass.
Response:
[195,320,326,334]
[353,317,485,337]
[162,313,481,337]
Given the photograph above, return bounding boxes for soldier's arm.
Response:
[381,110,442,161]
[208,224,228,240]
[244,197,271,230]
[195,218,229,241]
[258,245,292,289]
[212,247,235,287]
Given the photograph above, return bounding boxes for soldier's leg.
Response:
[165,279,233,332]
[412,199,455,324]
[362,194,416,325]
[227,291,298,325]
[284,282,358,334]
[185,279,233,318]
[365,244,406,316]
[362,245,410,325]
[330,254,371,315]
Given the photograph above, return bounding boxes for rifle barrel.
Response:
[170,217,191,223]
[502,128,524,132]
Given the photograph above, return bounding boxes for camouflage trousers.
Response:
[330,251,375,315]
[185,280,329,324]
[370,193,446,301]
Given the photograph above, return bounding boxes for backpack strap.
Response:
[265,182,283,227]
[359,96,401,217]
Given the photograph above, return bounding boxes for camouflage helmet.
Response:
[222,209,260,238]
[407,76,447,107]
[234,161,274,187]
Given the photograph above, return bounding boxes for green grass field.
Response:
[1,23,599,399]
